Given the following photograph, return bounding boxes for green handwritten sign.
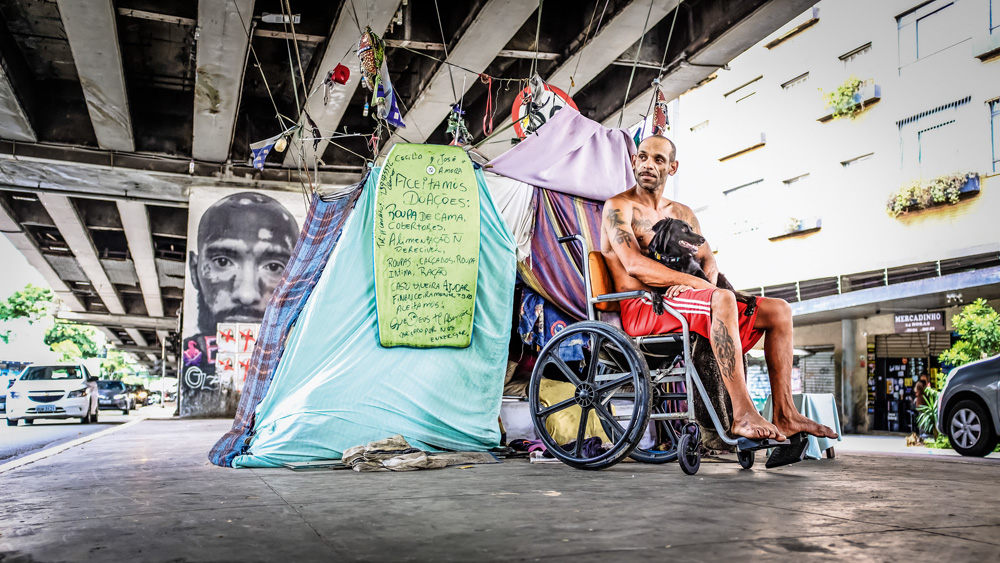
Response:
[373,144,480,348]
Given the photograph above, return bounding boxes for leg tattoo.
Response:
[712,318,738,383]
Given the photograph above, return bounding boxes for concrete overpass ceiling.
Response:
[0,0,816,346]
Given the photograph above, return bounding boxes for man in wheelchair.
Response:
[601,135,838,443]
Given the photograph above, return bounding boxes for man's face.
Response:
[191,194,297,332]
[631,137,678,192]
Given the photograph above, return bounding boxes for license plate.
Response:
[35,405,56,413]
[99,399,111,404]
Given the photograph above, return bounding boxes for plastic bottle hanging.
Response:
[363,101,370,117]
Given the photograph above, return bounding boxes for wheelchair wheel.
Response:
[627,397,680,464]
[677,433,701,475]
[528,321,651,470]
[737,449,755,469]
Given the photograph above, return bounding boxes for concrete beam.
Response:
[0,198,84,311]
[604,0,819,128]
[37,194,125,315]
[98,327,123,345]
[547,0,679,93]
[116,201,163,317]
[283,0,400,169]
[0,58,36,142]
[193,0,255,162]
[56,311,178,332]
[383,0,538,151]
[124,328,148,347]
[55,0,135,152]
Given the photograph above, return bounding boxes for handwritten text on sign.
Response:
[374,144,480,348]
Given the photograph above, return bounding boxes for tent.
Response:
[209,108,637,468]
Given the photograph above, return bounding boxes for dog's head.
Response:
[648,218,706,259]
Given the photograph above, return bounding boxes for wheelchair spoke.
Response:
[575,406,590,456]
[596,374,633,395]
[585,334,604,383]
[548,356,583,387]
[593,401,626,439]
[538,397,576,418]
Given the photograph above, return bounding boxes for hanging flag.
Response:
[249,126,298,170]
[377,84,406,129]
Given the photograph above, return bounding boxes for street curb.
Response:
[0,417,146,474]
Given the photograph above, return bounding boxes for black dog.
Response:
[646,218,757,317]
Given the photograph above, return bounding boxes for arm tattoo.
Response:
[711,317,739,383]
[607,208,632,248]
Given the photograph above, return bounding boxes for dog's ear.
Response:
[651,218,672,234]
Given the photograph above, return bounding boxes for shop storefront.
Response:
[867,312,953,432]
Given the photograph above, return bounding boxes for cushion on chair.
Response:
[588,251,619,312]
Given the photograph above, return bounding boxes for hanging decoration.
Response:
[323,63,351,106]
[446,103,473,146]
[480,73,494,136]
[629,86,668,147]
[357,26,406,128]
[249,125,299,170]
[511,74,578,139]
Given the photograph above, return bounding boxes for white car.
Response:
[6,364,100,426]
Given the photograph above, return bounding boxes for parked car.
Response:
[97,380,131,414]
[146,390,162,404]
[6,364,100,426]
[936,353,1000,457]
[1,371,21,415]
[124,384,140,410]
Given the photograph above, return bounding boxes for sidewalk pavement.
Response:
[1,418,999,562]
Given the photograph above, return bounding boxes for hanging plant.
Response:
[822,76,867,120]
[886,172,980,218]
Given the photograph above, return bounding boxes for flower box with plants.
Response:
[818,77,881,122]
[768,217,822,241]
[885,172,981,218]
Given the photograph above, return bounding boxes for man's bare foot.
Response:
[731,410,786,442]
[774,410,839,439]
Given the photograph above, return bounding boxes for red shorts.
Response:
[620,288,763,354]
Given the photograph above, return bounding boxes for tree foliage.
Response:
[938,299,1000,368]
[0,284,56,324]
[44,323,100,360]
[101,350,135,379]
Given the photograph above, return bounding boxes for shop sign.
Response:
[893,311,945,334]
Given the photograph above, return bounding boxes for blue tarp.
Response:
[233,168,516,468]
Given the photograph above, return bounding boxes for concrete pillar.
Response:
[841,319,856,432]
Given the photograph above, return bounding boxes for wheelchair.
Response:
[528,236,803,474]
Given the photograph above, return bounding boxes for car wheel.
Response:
[122,407,129,415]
[947,399,998,457]
[6,418,16,426]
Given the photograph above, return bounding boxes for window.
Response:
[724,76,763,104]
[841,153,874,168]
[724,179,764,235]
[897,1,965,67]
[690,120,709,132]
[897,96,975,175]
[990,98,1000,172]
[781,72,809,90]
[839,42,872,65]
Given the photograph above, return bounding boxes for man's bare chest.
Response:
[630,205,680,249]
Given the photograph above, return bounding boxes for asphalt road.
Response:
[0,406,158,464]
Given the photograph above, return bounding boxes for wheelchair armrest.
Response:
[592,290,651,304]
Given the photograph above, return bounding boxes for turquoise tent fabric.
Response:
[233,168,516,468]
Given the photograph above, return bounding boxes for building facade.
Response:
[669,0,1000,432]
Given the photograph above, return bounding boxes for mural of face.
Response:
[189,192,298,335]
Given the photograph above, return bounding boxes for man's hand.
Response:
[664,284,693,299]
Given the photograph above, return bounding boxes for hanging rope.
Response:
[617,0,656,128]
[432,0,459,103]
[530,0,544,77]
[567,0,609,95]
[643,1,683,126]
[480,74,494,135]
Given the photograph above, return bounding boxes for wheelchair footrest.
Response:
[735,436,789,452]
[764,432,810,469]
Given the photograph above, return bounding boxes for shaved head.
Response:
[638,135,677,162]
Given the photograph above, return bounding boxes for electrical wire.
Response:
[432,0,458,103]
[567,0,609,96]
[530,0,544,78]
